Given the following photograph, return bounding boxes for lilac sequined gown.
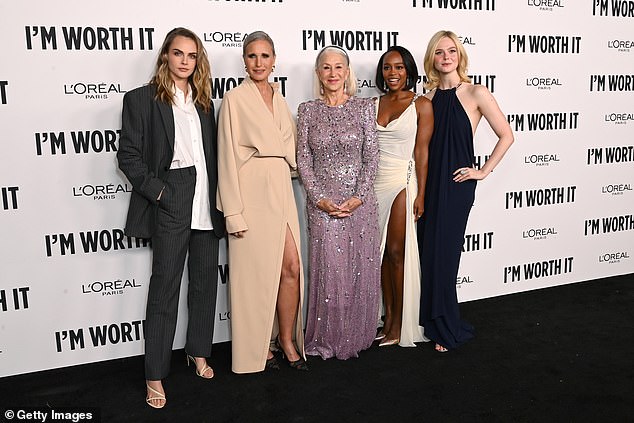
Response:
[297,97,381,360]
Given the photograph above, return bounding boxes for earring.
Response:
[319,84,324,96]
[344,81,347,93]
[272,65,276,72]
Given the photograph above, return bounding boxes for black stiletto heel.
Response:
[266,353,280,370]
[275,337,308,371]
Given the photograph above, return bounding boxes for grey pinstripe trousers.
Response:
[144,166,220,380]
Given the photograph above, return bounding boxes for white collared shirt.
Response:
[171,85,213,230]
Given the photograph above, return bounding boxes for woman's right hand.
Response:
[316,198,351,218]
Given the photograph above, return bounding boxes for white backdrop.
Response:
[1,0,632,377]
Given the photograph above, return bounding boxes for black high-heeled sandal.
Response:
[266,352,280,370]
[275,337,308,371]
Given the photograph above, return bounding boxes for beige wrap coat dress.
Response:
[217,77,305,373]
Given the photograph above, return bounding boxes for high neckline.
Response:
[436,82,462,92]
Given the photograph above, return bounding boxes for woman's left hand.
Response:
[334,197,362,218]
[413,195,424,221]
[453,167,487,183]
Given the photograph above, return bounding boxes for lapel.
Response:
[242,77,297,155]
[245,77,282,133]
[196,104,214,162]
[156,99,176,150]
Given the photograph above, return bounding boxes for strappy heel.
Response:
[186,354,214,379]
[435,343,448,353]
[145,383,166,409]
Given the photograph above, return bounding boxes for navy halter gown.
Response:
[418,86,476,349]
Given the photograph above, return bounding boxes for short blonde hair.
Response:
[423,30,471,91]
[313,46,357,98]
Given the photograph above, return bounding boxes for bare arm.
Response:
[413,96,434,220]
[454,85,514,182]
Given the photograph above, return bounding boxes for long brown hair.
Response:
[150,27,212,113]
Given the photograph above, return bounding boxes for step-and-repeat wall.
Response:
[1,0,632,377]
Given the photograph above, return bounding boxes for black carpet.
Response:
[2,273,633,423]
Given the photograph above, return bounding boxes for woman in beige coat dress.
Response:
[217,31,307,373]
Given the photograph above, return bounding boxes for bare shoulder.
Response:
[465,83,493,101]
[414,94,431,105]
[423,89,435,102]
[414,94,433,113]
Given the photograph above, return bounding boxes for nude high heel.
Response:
[145,383,166,409]
[379,338,400,347]
[186,354,214,379]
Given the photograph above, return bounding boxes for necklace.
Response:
[437,82,462,91]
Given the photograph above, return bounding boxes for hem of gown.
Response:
[305,346,366,361]
[398,327,429,347]
[231,366,266,374]
[422,318,475,350]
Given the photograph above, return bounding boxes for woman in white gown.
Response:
[374,46,434,347]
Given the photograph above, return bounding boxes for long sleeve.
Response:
[296,102,325,205]
[353,99,379,201]
[216,95,248,234]
[117,88,164,203]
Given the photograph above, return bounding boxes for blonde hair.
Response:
[423,30,471,91]
[150,27,212,113]
[313,46,357,98]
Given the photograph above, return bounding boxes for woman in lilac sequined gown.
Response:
[297,46,381,360]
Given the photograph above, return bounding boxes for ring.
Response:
[460,169,467,175]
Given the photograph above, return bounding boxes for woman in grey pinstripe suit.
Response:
[118,28,225,409]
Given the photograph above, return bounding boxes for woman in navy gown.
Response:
[419,30,514,352]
